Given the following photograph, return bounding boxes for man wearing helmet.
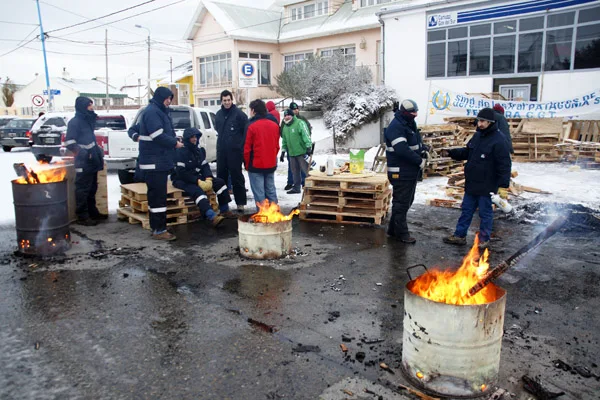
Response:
[384,99,427,244]
[442,107,511,250]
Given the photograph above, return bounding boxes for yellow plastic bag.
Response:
[349,149,365,174]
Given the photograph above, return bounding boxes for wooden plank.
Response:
[520,118,563,134]
[117,206,188,230]
[299,211,385,226]
[120,182,183,201]
[426,199,461,209]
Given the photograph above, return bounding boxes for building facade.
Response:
[378,0,600,124]
[185,0,387,109]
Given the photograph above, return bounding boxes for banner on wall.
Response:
[428,86,600,119]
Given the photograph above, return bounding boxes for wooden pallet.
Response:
[302,189,391,211]
[119,194,185,213]
[117,206,188,230]
[426,198,462,209]
[120,182,183,202]
[305,172,389,192]
[299,209,387,225]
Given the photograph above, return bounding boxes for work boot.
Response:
[211,215,225,227]
[76,218,97,226]
[221,211,237,219]
[478,240,490,251]
[443,235,467,245]
[284,184,293,191]
[399,236,417,244]
[90,214,109,221]
[152,231,176,241]
[237,205,245,214]
[286,188,301,194]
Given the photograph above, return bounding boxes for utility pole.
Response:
[137,78,141,106]
[105,29,110,112]
[35,0,52,112]
[170,57,173,83]
[136,25,152,101]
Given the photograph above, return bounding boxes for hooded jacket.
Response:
[171,128,212,185]
[138,87,178,172]
[384,111,424,181]
[266,101,280,124]
[65,96,103,173]
[448,124,511,196]
[281,115,311,157]
[215,104,248,154]
[244,114,280,173]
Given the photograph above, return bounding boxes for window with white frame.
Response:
[284,52,313,70]
[198,52,232,88]
[426,4,600,78]
[202,98,221,107]
[290,1,329,21]
[360,0,392,7]
[239,52,271,85]
[178,83,189,105]
[320,46,356,65]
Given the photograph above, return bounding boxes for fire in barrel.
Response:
[12,162,71,256]
[238,200,300,259]
[402,236,505,398]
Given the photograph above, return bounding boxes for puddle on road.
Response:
[221,264,290,303]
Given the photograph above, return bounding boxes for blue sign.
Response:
[43,89,61,95]
[241,63,254,77]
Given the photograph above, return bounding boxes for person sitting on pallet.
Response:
[171,127,236,227]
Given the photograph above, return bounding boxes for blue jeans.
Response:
[454,193,493,242]
[248,172,278,204]
[287,153,305,186]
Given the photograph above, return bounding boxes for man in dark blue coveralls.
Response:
[384,99,427,244]
[65,97,107,226]
[137,87,184,241]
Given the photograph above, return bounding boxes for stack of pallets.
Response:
[511,118,562,162]
[117,183,208,230]
[419,124,470,177]
[299,172,391,225]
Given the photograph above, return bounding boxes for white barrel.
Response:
[238,216,292,259]
[401,283,506,398]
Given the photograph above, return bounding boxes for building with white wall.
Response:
[378,0,600,124]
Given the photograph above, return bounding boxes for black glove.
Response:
[305,148,312,156]
[279,152,285,163]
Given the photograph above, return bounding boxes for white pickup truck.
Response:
[105,105,218,184]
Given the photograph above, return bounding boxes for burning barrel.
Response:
[401,238,505,398]
[238,200,299,259]
[12,163,70,256]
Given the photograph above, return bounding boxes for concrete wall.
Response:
[339,119,381,149]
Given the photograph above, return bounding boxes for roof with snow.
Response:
[185,0,382,43]
[54,77,126,98]
[156,61,194,84]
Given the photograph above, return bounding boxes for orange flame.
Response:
[15,161,67,184]
[408,235,498,305]
[250,199,299,223]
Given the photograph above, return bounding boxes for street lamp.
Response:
[135,24,151,101]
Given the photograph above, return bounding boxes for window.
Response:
[96,116,127,130]
[178,83,189,105]
[284,52,313,70]
[360,0,392,7]
[170,110,191,130]
[290,1,328,21]
[239,52,271,85]
[202,98,221,107]
[198,52,232,88]
[210,112,216,128]
[43,118,66,128]
[200,112,211,130]
[320,46,356,65]
[425,4,600,78]
[5,119,35,129]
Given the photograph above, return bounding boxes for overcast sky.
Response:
[0,0,274,87]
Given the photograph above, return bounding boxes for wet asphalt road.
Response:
[1,204,599,400]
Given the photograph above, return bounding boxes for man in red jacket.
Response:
[266,100,280,124]
[244,99,280,207]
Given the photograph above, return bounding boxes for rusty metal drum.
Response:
[238,215,292,259]
[401,283,506,398]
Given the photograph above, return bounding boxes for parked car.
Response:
[106,106,218,184]
[0,115,16,128]
[0,117,37,152]
[30,111,134,163]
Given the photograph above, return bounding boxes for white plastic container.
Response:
[490,192,513,213]
[326,156,334,176]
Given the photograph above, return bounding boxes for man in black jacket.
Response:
[65,97,106,226]
[172,128,234,227]
[442,108,511,250]
[215,90,248,212]
[493,104,513,154]
[384,99,427,244]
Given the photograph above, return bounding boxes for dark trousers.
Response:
[145,170,169,233]
[286,153,305,186]
[289,155,308,191]
[173,178,231,216]
[75,169,99,220]
[217,151,246,206]
[454,193,493,242]
[388,179,418,239]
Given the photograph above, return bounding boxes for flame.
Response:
[15,161,67,184]
[408,235,498,305]
[249,199,299,223]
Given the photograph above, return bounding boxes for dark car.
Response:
[0,118,37,152]
[0,116,16,128]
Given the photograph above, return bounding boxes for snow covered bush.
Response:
[324,85,398,144]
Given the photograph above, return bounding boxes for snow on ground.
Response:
[1,137,599,225]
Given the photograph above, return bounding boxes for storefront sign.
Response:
[427,12,457,29]
[238,60,258,88]
[428,86,600,118]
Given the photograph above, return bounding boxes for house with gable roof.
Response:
[184,0,394,108]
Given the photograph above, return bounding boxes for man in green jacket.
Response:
[280,109,312,194]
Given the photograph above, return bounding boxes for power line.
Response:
[22,45,146,57]
[0,37,38,58]
[0,20,39,26]
[45,0,156,34]
[55,0,187,38]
